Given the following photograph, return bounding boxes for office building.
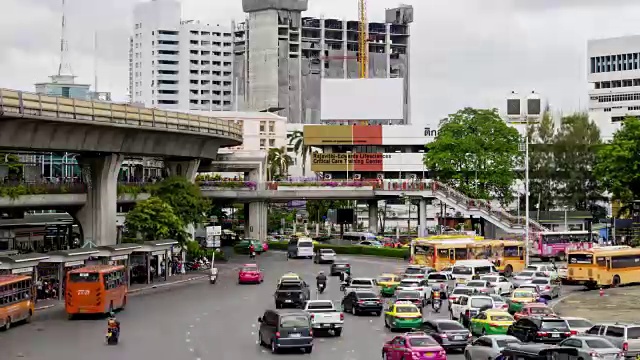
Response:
[195,111,287,152]
[588,35,640,140]
[236,1,413,124]
[130,0,237,111]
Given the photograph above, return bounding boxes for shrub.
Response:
[266,241,409,259]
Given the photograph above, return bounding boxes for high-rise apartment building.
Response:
[235,0,413,124]
[130,0,237,111]
[588,35,640,140]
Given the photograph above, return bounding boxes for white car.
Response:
[512,270,547,286]
[563,317,594,335]
[450,295,495,327]
[396,278,430,301]
[481,275,514,295]
[465,280,497,295]
[314,249,336,264]
[403,265,436,280]
[525,264,558,279]
[465,335,521,360]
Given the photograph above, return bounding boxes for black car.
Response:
[419,319,471,352]
[330,261,351,276]
[507,316,572,344]
[258,309,313,354]
[395,290,425,309]
[274,280,311,309]
[499,343,578,359]
[341,290,383,316]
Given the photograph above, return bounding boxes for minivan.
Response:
[258,309,313,354]
[287,237,314,259]
[452,260,498,284]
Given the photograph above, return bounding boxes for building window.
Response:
[62,87,70,98]
[269,139,275,147]
[260,139,266,148]
[268,121,275,133]
[259,121,266,132]
[604,108,611,112]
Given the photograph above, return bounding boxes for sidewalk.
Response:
[553,287,640,323]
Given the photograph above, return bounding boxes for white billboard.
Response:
[320,78,404,121]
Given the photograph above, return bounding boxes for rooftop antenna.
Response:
[93,31,98,92]
[57,0,73,76]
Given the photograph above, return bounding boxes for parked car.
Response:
[419,319,472,352]
[464,335,521,359]
[257,309,313,354]
[559,335,623,360]
[238,263,264,284]
[382,332,446,360]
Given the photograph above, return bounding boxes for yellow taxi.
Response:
[377,273,402,297]
[278,272,302,284]
[384,301,423,331]
[469,309,514,335]
[507,289,538,314]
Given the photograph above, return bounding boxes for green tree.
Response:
[267,206,297,232]
[207,202,229,222]
[288,130,312,176]
[124,197,188,243]
[424,108,522,205]
[151,177,210,225]
[267,147,293,180]
[0,153,23,178]
[552,113,603,211]
[526,111,556,211]
[306,200,349,223]
[595,116,640,202]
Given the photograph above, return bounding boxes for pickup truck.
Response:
[303,300,344,336]
[274,280,310,309]
[343,277,378,294]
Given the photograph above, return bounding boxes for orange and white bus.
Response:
[65,265,127,319]
[411,239,477,269]
[567,246,635,289]
[0,274,35,330]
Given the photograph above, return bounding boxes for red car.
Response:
[262,242,269,252]
[513,303,556,320]
[238,264,264,284]
[382,332,447,360]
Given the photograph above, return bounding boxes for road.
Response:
[0,252,581,360]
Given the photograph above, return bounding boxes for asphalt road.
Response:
[0,253,581,360]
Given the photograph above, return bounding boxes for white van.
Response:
[452,260,498,284]
[287,237,314,259]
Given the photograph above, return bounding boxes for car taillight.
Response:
[570,330,577,335]
[537,331,548,337]
[502,304,509,309]
[340,313,344,321]
[489,323,499,327]
[345,264,350,267]
[358,300,365,304]
[416,275,424,278]
[416,287,423,291]
[465,310,471,317]
[438,350,446,357]
[440,334,448,338]
[309,330,313,336]
[564,332,571,336]
[468,332,473,338]
[275,332,281,338]
[449,296,456,301]
[310,314,315,320]
[545,286,551,290]
[623,341,629,352]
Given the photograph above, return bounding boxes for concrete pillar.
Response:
[418,199,427,238]
[247,201,267,240]
[368,200,379,234]
[75,154,125,247]
[164,159,201,182]
[244,204,250,239]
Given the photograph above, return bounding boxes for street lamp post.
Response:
[525,130,530,266]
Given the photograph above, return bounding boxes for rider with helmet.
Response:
[106,311,120,342]
[316,271,327,289]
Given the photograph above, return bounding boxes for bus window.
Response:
[596,257,606,267]
[69,272,100,283]
[504,246,519,257]
[437,249,449,259]
[455,248,468,260]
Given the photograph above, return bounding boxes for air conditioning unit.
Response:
[410,174,417,180]
[324,173,332,180]
[353,174,362,180]
[376,173,385,180]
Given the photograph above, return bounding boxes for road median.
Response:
[553,286,640,323]
[261,241,410,259]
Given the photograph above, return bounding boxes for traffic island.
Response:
[553,286,640,323]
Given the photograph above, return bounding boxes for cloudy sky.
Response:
[2,0,640,124]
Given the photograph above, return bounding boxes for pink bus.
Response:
[531,231,598,261]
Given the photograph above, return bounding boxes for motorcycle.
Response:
[318,282,326,294]
[432,298,442,313]
[209,267,218,285]
[106,328,119,345]
[340,281,347,292]
[249,251,256,260]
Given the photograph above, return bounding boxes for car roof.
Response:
[352,277,374,281]
[401,278,421,282]
[243,263,258,267]
[562,316,590,321]
[523,303,548,308]
[379,273,398,277]
[272,309,308,316]
[431,319,460,324]
[482,334,518,339]
[570,335,612,341]
[485,309,511,314]
[469,295,493,300]
[531,277,549,281]
[332,260,349,264]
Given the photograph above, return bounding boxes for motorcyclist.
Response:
[316,271,327,290]
[537,296,548,305]
[248,244,256,259]
[107,312,120,336]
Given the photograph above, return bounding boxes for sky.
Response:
[2,0,640,124]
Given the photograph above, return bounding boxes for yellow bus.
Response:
[469,240,526,276]
[567,246,634,289]
[411,238,478,269]
[0,274,35,330]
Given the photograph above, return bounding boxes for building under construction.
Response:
[234,0,413,124]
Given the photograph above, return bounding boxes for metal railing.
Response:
[0,89,243,142]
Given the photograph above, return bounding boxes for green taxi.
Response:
[377,274,402,297]
[384,302,423,331]
[507,289,537,314]
[470,310,514,335]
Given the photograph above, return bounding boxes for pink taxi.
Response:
[238,264,264,284]
[382,332,447,360]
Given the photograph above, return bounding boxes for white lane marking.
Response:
[189,325,194,328]
[186,331,190,336]
[203,312,208,316]
[251,323,256,328]
[189,348,194,352]
[186,339,191,343]
[196,318,200,322]
[251,332,256,335]
[331,347,337,351]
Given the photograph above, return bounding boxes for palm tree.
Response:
[267,147,293,180]
[288,130,311,176]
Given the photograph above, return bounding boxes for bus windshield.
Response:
[69,273,100,282]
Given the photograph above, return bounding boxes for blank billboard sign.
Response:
[321,78,404,121]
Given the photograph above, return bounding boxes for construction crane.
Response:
[357,0,368,79]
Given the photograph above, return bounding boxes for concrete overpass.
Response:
[0,89,242,246]
[0,180,548,237]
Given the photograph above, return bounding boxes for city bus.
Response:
[0,275,34,330]
[65,265,127,319]
[532,231,598,261]
[469,240,526,276]
[411,238,477,269]
[567,246,635,289]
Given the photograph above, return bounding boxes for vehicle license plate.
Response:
[424,353,433,357]
[366,301,376,305]
[552,333,559,338]
[290,333,301,338]
[454,336,463,340]
[285,300,292,303]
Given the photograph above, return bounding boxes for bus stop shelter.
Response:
[132,240,178,284]
[39,249,100,301]
[94,244,142,287]
[0,253,50,280]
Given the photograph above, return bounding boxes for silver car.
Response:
[528,277,560,299]
[512,270,547,286]
[564,317,594,335]
[559,336,623,359]
[464,335,521,359]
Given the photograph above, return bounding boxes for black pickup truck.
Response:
[274,280,311,309]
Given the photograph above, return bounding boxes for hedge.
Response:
[266,241,409,259]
